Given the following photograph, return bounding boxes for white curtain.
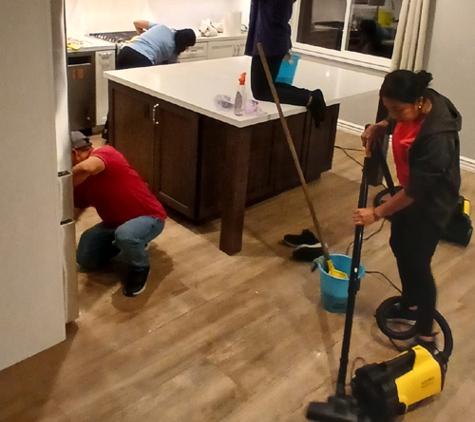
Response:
[390,0,431,71]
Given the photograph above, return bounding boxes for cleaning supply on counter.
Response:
[234,73,247,116]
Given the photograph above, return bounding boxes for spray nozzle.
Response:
[238,72,246,85]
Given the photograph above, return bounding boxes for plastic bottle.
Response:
[234,72,247,116]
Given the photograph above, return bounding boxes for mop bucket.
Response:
[276,54,301,85]
[318,254,365,314]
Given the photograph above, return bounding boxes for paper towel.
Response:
[224,10,242,36]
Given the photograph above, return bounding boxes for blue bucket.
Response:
[318,254,365,314]
[276,54,301,85]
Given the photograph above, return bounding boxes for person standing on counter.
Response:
[71,132,167,297]
[245,0,326,127]
[102,21,196,140]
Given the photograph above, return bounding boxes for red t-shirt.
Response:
[392,116,425,188]
[74,146,166,227]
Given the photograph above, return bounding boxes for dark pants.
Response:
[102,47,153,140]
[250,55,311,106]
[116,46,154,70]
[389,206,441,336]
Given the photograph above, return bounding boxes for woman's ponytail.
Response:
[416,70,433,91]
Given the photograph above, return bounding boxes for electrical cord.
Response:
[366,270,402,294]
[345,219,386,256]
[334,145,388,189]
[334,145,364,168]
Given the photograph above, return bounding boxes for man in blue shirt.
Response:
[245,0,326,127]
[117,21,196,69]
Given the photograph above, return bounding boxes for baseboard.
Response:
[337,120,475,174]
[337,120,365,136]
[460,156,475,173]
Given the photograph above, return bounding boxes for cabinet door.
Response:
[303,104,340,181]
[178,41,208,62]
[109,83,157,189]
[95,50,115,125]
[236,42,246,56]
[270,113,307,193]
[207,40,239,59]
[154,101,199,218]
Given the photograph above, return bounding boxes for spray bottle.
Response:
[234,72,247,116]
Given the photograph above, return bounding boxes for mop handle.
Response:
[256,43,330,261]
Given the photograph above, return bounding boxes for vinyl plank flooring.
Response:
[1,131,474,422]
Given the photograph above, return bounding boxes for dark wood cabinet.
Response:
[109,82,199,219]
[109,82,339,224]
[109,85,157,188]
[154,101,199,219]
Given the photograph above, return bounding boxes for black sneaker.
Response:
[123,266,150,297]
[385,303,417,325]
[308,89,327,128]
[292,243,324,262]
[283,229,320,248]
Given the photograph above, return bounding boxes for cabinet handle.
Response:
[99,52,112,57]
[152,103,160,125]
[234,45,237,56]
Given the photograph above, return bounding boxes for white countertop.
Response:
[195,32,247,42]
[67,35,115,53]
[105,56,384,128]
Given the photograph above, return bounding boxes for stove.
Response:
[89,31,137,44]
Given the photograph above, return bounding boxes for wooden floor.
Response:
[1,131,475,422]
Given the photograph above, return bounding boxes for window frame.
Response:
[290,0,393,71]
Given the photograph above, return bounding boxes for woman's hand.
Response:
[353,208,378,226]
[361,122,388,153]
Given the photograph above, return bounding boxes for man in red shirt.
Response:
[71,132,166,297]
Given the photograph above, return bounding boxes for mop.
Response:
[256,43,346,280]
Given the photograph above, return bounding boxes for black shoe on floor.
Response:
[123,266,150,297]
[385,303,417,325]
[283,229,320,248]
[292,243,324,262]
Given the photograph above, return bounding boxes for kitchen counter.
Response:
[67,35,115,53]
[105,56,383,128]
[196,32,247,42]
[105,56,383,255]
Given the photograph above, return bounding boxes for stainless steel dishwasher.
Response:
[67,51,96,131]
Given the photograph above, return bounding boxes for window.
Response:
[293,0,402,69]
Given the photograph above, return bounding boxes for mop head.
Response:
[312,255,328,272]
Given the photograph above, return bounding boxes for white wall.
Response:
[426,0,475,160]
[0,0,66,370]
[65,0,242,35]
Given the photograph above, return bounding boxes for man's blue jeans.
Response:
[77,216,164,269]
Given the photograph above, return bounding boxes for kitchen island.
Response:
[105,56,383,255]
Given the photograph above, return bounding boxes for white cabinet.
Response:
[178,41,208,62]
[207,39,247,60]
[95,49,116,125]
